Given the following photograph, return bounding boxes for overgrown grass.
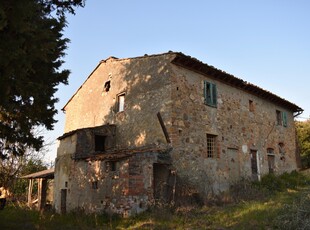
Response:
[1,170,310,229]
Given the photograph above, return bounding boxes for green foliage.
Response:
[296,120,310,168]
[255,171,310,193]
[0,0,84,159]
[275,191,310,230]
[13,159,47,197]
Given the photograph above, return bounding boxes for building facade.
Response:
[54,52,303,216]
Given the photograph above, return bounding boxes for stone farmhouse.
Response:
[53,52,303,216]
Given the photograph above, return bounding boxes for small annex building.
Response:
[53,52,303,216]
[21,168,54,210]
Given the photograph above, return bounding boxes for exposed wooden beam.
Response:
[157,112,171,144]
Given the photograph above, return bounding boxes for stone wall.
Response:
[55,135,164,216]
[168,64,298,195]
[63,54,175,150]
[55,52,300,215]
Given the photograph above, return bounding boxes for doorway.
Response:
[60,189,67,214]
[250,150,258,181]
[268,155,275,174]
[153,164,171,203]
[227,148,240,183]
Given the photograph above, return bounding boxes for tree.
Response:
[0,0,85,159]
[0,149,47,198]
[296,119,310,168]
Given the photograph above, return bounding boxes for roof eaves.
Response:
[57,124,117,140]
[171,53,303,113]
[21,168,54,179]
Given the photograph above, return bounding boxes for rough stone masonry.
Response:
[53,52,303,216]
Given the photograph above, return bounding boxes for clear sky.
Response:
[44,0,310,162]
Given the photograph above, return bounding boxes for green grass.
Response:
[1,170,310,229]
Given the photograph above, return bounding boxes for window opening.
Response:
[250,150,258,181]
[91,181,98,189]
[204,81,217,107]
[95,135,106,152]
[207,134,217,158]
[276,110,282,125]
[105,161,116,172]
[276,110,287,127]
[104,81,111,92]
[249,100,255,112]
[282,112,287,127]
[268,155,275,174]
[267,148,274,155]
[117,93,125,112]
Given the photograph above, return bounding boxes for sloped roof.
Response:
[171,52,303,113]
[62,51,303,113]
[57,124,116,140]
[21,168,54,179]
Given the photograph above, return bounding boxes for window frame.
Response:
[204,80,217,107]
[249,100,255,112]
[91,181,98,189]
[206,134,217,158]
[276,110,287,127]
[94,134,106,152]
[116,92,125,112]
[105,161,117,172]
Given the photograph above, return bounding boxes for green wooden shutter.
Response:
[212,83,217,106]
[203,80,207,104]
[282,112,287,127]
[203,81,217,107]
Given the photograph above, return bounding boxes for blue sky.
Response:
[44,0,310,162]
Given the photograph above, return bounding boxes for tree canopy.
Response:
[0,0,84,158]
[296,119,310,168]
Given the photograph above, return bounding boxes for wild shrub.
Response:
[257,173,285,192]
[274,191,310,229]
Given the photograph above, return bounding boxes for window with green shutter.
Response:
[282,111,287,127]
[204,80,217,107]
[276,110,288,127]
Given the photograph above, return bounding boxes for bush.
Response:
[255,171,310,193]
[229,171,310,203]
[275,191,310,229]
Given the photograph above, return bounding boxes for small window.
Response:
[282,112,287,127]
[204,81,217,107]
[276,110,287,127]
[117,93,125,112]
[249,100,255,112]
[267,148,274,155]
[91,181,98,189]
[105,161,116,172]
[206,134,217,158]
[104,81,111,92]
[95,135,106,152]
[276,110,282,125]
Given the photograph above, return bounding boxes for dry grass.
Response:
[1,170,310,229]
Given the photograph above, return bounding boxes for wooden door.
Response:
[60,189,67,214]
[227,148,240,183]
[250,150,258,181]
